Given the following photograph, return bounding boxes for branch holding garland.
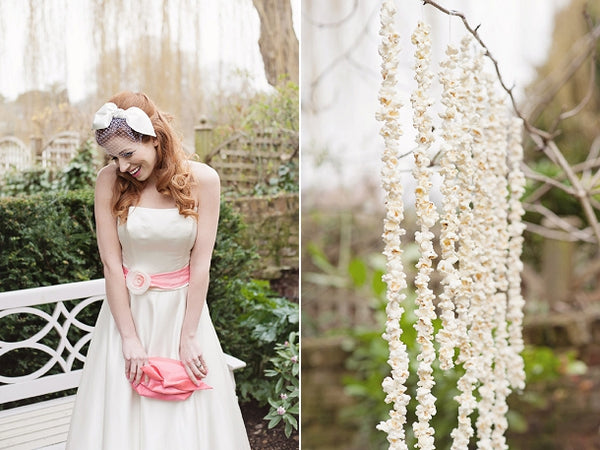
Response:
[422,0,600,249]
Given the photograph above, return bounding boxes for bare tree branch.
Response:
[423,0,600,248]
[525,203,584,235]
[583,135,600,187]
[305,2,380,114]
[520,162,577,197]
[571,157,600,177]
[556,51,597,123]
[546,140,600,244]
[302,0,359,28]
[524,222,595,243]
[526,182,553,204]
[421,0,554,142]
[526,14,600,122]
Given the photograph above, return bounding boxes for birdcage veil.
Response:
[92,102,156,155]
[95,118,144,155]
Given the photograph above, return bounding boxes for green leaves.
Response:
[263,332,299,438]
[348,257,368,287]
[240,284,299,343]
[0,189,100,291]
[209,278,299,408]
[0,140,98,198]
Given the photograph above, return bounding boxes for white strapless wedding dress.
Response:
[66,207,250,449]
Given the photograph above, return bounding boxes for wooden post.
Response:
[194,117,212,163]
[541,217,578,306]
[30,136,42,165]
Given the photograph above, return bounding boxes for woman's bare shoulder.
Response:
[189,161,219,186]
[95,164,117,204]
[96,164,117,186]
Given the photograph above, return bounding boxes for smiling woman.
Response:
[93,102,159,181]
[65,91,251,449]
[93,92,198,220]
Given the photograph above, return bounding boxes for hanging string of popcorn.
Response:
[376,1,411,448]
[410,20,439,449]
[483,71,512,450]
[441,36,479,450]
[506,117,527,393]
[375,3,527,449]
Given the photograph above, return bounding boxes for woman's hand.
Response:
[180,336,208,385]
[122,336,148,386]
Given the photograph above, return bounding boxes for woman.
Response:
[67,92,250,449]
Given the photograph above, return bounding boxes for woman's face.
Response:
[105,135,158,182]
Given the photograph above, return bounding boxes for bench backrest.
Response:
[0,279,105,405]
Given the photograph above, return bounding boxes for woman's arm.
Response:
[179,162,221,384]
[95,166,147,385]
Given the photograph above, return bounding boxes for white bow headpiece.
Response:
[92,102,156,137]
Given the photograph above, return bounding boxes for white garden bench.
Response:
[0,280,246,450]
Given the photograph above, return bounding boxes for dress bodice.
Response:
[118,207,197,274]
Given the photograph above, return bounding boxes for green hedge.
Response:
[0,189,298,406]
[0,189,101,289]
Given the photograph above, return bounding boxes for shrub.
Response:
[0,167,56,197]
[0,190,254,294]
[55,139,98,191]
[209,279,299,405]
[263,331,300,437]
[0,139,99,198]
[0,189,100,290]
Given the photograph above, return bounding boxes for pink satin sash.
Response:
[122,265,190,292]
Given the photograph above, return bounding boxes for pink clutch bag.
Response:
[131,357,212,401]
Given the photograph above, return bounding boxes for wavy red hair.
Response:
[100,92,198,222]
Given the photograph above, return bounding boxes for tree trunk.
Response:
[252,0,299,87]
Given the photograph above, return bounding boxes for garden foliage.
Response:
[263,331,300,438]
[0,189,101,289]
[210,81,299,198]
[208,279,299,405]
[1,139,98,197]
[336,250,586,448]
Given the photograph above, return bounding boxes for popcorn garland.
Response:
[376,14,527,450]
[436,42,462,372]
[505,116,527,392]
[445,36,479,450]
[471,69,509,450]
[375,1,411,449]
[410,21,438,450]
[484,73,513,450]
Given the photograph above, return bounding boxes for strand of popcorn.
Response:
[436,42,461,372]
[375,2,410,448]
[446,36,480,450]
[483,73,512,450]
[506,117,527,391]
[468,54,500,449]
[410,21,438,450]
[453,36,478,371]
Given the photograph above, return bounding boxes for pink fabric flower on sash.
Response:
[125,269,151,295]
[132,357,212,401]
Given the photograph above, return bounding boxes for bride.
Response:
[66,91,250,449]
